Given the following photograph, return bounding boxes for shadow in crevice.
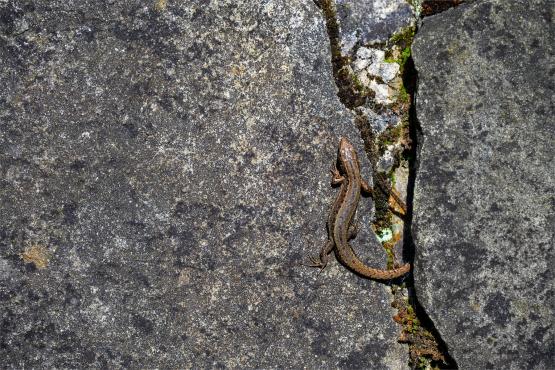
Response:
[402,54,458,369]
[401,53,420,269]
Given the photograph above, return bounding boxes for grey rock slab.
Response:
[0,0,408,368]
[412,1,554,368]
[337,0,415,54]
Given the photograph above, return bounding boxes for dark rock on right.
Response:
[411,0,554,368]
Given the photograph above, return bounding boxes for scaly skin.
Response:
[311,137,410,280]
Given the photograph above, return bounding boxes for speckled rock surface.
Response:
[0,1,409,368]
[412,1,554,368]
[337,0,415,53]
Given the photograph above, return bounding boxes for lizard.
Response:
[310,137,411,279]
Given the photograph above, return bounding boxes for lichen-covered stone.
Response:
[0,0,408,368]
[337,0,415,54]
[412,1,554,368]
[358,107,402,135]
[369,80,395,105]
[355,47,400,84]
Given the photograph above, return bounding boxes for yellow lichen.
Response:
[20,244,50,269]
[154,0,167,12]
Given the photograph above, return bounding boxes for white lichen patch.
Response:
[376,145,396,173]
[376,228,393,243]
[352,47,401,105]
[368,61,399,83]
[358,107,402,134]
[370,80,395,105]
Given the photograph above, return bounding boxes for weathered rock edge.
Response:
[412,1,554,368]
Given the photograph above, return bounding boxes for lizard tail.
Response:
[351,260,411,280]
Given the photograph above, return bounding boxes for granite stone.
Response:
[0,0,408,368]
[412,1,554,368]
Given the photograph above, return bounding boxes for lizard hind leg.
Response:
[360,180,408,217]
[388,188,407,217]
[307,239,334,271]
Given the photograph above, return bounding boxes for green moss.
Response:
[387,25,416,77]
[389,25,416,46]
[317,0,369,108]
[378,121,403,153]
[385,46,412,71]
[416,357,432,370]
[400,46,411,66]
[385,247,395,269]
[399,84,410,103]
[390,172,397,186]
[392,284,450,367]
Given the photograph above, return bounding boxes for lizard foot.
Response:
[307,254,326,268]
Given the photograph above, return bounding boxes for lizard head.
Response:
[338,137,358,167]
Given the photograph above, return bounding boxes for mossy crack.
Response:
[313,0,370,108]
[314,0,458,368]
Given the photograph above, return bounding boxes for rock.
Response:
[336,0,415,54]
[412,1,554,368]
[354,57,372,72]
[369,80,395,105]
[357,46,382,60]
[355,47,400,84]
[354,47,381,72]
[358,107,402,134]
[369,62,400,84]
[0,0,408,368]
[357,70,372,87]
[376,146,395,174]
[358,46,385,61]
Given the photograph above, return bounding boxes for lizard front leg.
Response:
[330,166,344,186]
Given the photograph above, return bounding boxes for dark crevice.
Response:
[354,115,397,229]
[401,54,420,267]
[402,53,458,369]
[410,293,459,368]
[420,0,465,17]
[313,0,458,368]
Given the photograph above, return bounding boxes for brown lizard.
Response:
[310,137,410,279]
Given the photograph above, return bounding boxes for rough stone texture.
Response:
[334,1,414,158]
[0,1,409,368]
[412,1,554,368]
[337,0,415,53]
